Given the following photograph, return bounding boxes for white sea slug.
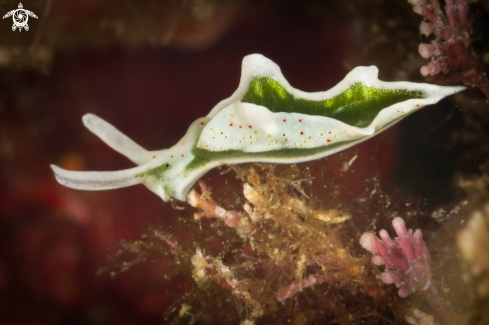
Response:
[51,54,465,202]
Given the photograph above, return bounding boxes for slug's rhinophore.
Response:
[51,54,465,202]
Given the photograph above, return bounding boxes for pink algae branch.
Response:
[360,217,454,325]
[276,273,335,302]
[408,0,489,99]
[187,180,251,231]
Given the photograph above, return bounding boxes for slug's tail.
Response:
[82,113,152,165]
[50,164,145,191]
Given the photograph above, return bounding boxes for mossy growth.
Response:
[99,161,433,324]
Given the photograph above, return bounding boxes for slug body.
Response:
[51,54,465,202]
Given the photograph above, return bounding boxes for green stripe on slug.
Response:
[243,78,425,128]
[186,141,353,171]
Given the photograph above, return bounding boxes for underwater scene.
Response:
[0,0,488,324]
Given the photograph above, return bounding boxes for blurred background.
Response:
[0,0,487,324]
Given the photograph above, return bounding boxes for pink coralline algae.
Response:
[360,217,453,325]
[359,218,432,298]
[408,0,489,99]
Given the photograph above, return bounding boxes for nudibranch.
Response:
[51,54,465,202]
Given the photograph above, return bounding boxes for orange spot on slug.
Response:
[248,125,252,128]
[230,123,233,127]
[327,139,331,143]
[200,122,205,126]
[283,119,286,122]
[152,155,156,159]
[299,119,302,123]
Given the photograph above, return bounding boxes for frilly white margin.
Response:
[51,54,465,202]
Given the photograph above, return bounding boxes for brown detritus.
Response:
[176,164,396,323]
[189,247,264,319]
[95,161,471,323]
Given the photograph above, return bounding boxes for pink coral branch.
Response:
[445,0,458,28]
[187,181,253,237]
[276,273,334,302]
[408,0,437,23]
[187,180,244,228]
[456,0,469,25]
[408,0,489,99]
[360,217,454,325]
[154,231,190,257]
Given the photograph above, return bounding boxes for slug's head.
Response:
[51,114,210,202]
[136,160,174,202]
